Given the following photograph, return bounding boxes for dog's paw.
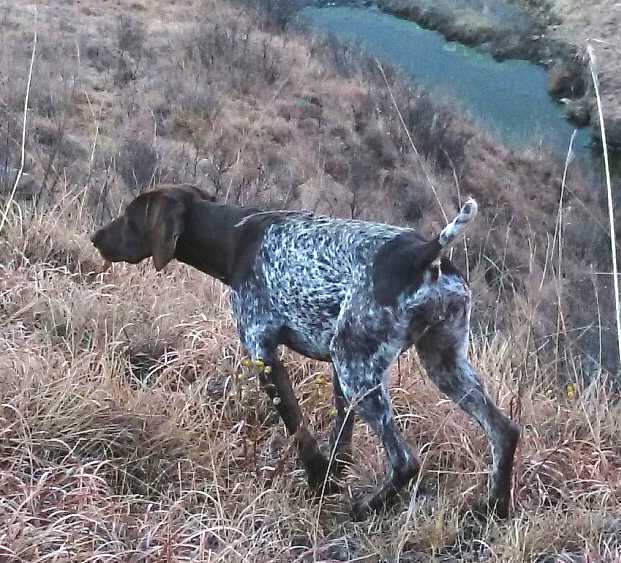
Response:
[350,497,372,521]
[485,496,510,520]
[349,488,390,521]
[461,496,510,524]
[306,473,341,496]
[328,450,353,478]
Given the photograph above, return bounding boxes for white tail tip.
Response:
[439,197,478,247]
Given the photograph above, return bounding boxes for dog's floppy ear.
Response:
[146,192,186,271]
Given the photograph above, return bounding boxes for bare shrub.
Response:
[28,63,75,119]
[251,0,300,32]
[111,15,145,86]
[405,93,470,170]
[321,33,361,78]
[363,126,397,168]
[118,138,158,193]
[35,122,86,164]
[190,20,285,91]
[82,36,117,72]
[117,14,145,58]
[155,145,200,186]
[272,1,299,31]
[113,54,138,86]
[190,20,246,68]
[397,176,436,224]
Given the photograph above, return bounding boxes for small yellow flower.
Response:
[328,407,338,417]
[264,365,272,375]
[241,358,252,368]
[315,374,329,386]
[254,359,265,369]
[566,383,576,401]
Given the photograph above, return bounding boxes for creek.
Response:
[301,5,619,178]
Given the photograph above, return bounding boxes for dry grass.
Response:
[1,0,620,560]
[1,194,620,561]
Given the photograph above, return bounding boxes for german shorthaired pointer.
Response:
[91,184,520,519]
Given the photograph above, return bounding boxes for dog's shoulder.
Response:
[229,210,312,285]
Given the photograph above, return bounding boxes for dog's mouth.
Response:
[92,241,134,264]
[93,246,124,264]
[92,245,115,262]
[94,248,144,265]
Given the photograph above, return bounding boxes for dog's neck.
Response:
[174,200,260,285]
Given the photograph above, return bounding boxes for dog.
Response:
[91,183,520,519]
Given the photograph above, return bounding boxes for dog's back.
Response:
[232,211,469,361]
[245,199,477,311]
[260,215,416,299]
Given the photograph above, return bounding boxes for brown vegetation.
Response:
[1,0,620,560]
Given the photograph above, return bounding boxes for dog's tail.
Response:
[369,198,479,299]
[437,197,478,249]
[406,198,478,278]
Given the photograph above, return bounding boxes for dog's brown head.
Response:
[91,184,210,271]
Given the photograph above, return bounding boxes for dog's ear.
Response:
[146,193,186,271]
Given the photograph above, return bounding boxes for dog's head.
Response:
[91,185,211,271]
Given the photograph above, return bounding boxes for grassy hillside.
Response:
[1,0,620,560]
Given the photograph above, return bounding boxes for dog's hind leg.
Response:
[330,305,420,518]
[328,366,356,476]
[414,316,520,518]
